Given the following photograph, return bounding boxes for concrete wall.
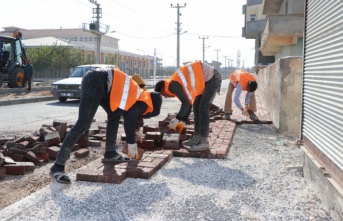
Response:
[256,56,302,136]
[275,37,303,61]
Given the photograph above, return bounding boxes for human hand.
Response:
[242,109,249,116]
[127,143,138,159]
[169,118,180,130]
[176,121,186,134]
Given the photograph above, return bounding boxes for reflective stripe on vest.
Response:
[176,69,193,101]
[109,68,142,111]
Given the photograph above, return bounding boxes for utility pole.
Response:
[171,3,186,68]
[89,0,102,64]
[224,55,228,76]
[214,49,221,63]
[199,36,209,62]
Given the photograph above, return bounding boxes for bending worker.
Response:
[50,67,162,184]
[154,60,222,152]
[222,69,258,121]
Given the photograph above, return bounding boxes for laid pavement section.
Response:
[0,80,333,221]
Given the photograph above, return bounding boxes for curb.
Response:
[0,96,57,106]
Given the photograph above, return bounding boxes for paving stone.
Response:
[4,163,26,175]
[0,167,6,179]
[162,133,180,149]
[74,148,90,158]
[46,146,60,160]
[89,140,101,147]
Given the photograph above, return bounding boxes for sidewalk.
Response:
[0,80,333,221]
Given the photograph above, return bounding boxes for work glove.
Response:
[169,118,183,130]
[127,143,138,159]
[242,105,249,116]
[135,130,144,143]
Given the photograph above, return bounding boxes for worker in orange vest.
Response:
[50,67,162,184]
[154,60,222,152]
[222,70,258,121]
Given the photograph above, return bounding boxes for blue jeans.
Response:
[193,69,222,137]
[55,69,124,165]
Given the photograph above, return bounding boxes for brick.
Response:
[57,122,68,142]
[145,132,162,143]
[21,162,36,172]
[76,170,102,182]
[4,163,26,175]
[98,169,127,184]
[7,153,26,162]
[25,151,43,166]
[142,126,159,133]
[4,156,15,164]
[137,139,155,150]
[46,146,60,160]
[77,132,89,148]
[162,133,180,149]
[7,147,27,155]
[0,167,6,179]
[26,143,46,154]
[20,141,30,148]
[74,148,90,158]
[158,121,169,128]
[44,131,61,146]
[36,152,49,162]
[89,140,101,147]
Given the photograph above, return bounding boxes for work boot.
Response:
[187,140,210,152]
[249,113,259,121]
[222,113,231,120]
[181,135,200,146]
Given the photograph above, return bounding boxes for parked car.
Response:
[51,64,118,102]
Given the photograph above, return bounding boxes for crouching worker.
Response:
[222,70,258,121]
[154,60,222,152]
[50,67,162,184]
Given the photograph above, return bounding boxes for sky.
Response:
[1,0,255,68]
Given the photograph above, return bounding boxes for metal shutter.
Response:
[303,0,343,170]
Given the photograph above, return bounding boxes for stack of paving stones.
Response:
[0,119,104,180]
[76,103,272,184]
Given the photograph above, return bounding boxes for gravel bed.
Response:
[0,124,333,221]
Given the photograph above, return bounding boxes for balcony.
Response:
[260,14,304,56]
[244,19,266,39]
[262,0,282,14]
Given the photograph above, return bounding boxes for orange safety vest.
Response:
[137,90,153,115]
[229,70,256,90]
[109,68,142,111]
[164,61,205,104]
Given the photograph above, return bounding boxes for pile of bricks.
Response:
[0,119,103,180]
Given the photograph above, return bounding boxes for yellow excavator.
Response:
[0,31,28,88]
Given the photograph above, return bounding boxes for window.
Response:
[250,14,256,21]
[89,37,92,41]
[80,37,83,41]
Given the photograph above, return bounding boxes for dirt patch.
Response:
[0,146,105,210]
[0,90,52,100]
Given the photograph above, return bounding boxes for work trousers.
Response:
[193,69,222,138]
[23,76,32,91]
[223,82,256,114]
[55,70,124,165]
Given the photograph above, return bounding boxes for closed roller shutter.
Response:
[303,0,343,170]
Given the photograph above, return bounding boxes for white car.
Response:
[51,64,118,102]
